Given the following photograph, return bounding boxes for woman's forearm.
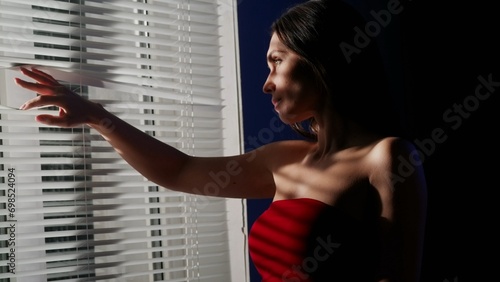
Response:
[88,104,190,189]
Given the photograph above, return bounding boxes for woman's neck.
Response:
[312,113,381,159]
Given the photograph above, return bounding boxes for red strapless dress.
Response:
[248,198,379,282]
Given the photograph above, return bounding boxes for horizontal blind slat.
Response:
[0,0,236,280]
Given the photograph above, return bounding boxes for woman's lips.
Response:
[272,98,281,113]
[272,98,280,107]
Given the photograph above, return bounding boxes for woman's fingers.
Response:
[19,93,65,110]
[35,114,73,127]
[30,68,59,85]
[19,67,59,86]
[15,77,66,96]
[15,67,91,128]
[20,96,80,127]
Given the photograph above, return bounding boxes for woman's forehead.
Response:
[267,33,287,55]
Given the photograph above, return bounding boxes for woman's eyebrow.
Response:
[266,50,286,61]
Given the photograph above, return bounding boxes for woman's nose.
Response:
[262,75,274,94]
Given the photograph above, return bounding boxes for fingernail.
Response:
[19,103,26,110]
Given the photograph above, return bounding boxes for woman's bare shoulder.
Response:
[366,136,423,187]
[368,136,418,163]
[261,139,314,154]
[251,139,315,166]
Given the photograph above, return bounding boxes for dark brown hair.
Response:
[271,0,406,140]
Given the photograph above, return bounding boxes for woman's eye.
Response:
[273,59,282,65]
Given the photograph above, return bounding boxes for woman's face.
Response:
[262,33,323,125]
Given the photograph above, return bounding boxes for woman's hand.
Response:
[15,67,104,128]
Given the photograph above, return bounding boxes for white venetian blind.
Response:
[0,0,246,281]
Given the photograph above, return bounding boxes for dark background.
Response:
[237,0,498,281]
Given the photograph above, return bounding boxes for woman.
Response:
[15,0,427,281]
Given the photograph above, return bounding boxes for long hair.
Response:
[271,0,407,140]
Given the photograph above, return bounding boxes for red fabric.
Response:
[248,198,378,282]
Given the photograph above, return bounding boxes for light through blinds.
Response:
[0,0,244,281]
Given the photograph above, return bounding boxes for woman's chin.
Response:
[276,112,301,125]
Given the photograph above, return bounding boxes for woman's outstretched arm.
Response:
[15,67,277,199]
